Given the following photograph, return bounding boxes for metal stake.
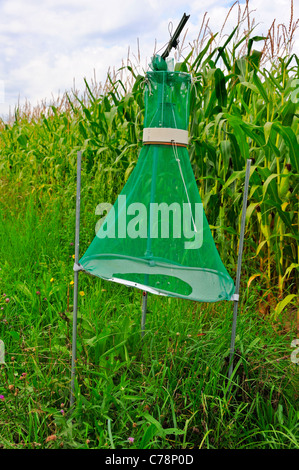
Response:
[141,291,148,338]
[228,159,251,379]
[141,146,158,338]
[70,150,82,408]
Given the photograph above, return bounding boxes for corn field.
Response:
[0,4,298,318]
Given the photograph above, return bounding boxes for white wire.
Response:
[171,141,197,232]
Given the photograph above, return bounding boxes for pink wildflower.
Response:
[5,298,9,303]
[128,437,134,443]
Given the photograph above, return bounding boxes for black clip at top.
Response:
[161,13,190,60]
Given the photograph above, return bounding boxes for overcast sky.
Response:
[0,0,298,119]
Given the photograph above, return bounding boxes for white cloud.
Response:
[0,0,298,119]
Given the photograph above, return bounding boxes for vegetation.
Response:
[0,1,298,449]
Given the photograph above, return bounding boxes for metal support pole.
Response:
[228,159,251,379]
[141,291,148,338]
[141,145,157,338]
[70,150,82,408]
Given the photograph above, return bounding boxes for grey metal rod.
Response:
[228,159,251,379]
[141,291,148,338]
[70,150,82,407]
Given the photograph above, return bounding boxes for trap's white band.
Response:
[143,127,189,145]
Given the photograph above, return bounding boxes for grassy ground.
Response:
[0,194,298,449]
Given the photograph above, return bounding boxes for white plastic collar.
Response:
[143,127,189,145]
